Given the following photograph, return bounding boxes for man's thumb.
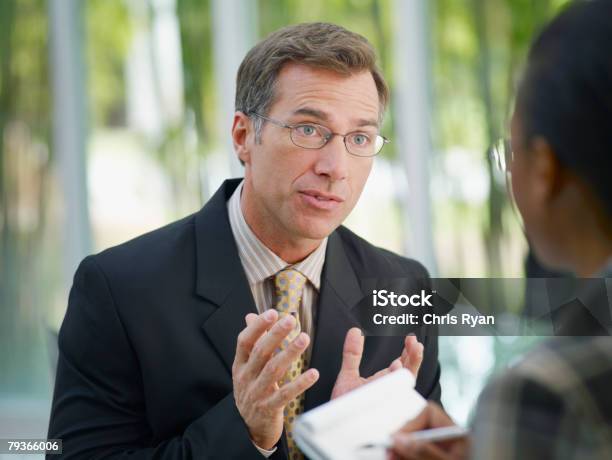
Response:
[339,327,364,376]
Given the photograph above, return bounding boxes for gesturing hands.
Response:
[232,320,424,448]
[331,328,424,400]
[232,310,319,450]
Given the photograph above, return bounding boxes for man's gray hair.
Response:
[235,22,389,142]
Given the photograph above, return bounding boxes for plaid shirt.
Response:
[471,261,612,460]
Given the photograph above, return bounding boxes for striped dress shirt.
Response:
[227,180,328,357]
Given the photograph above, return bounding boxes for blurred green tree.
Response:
[0,0,53,395]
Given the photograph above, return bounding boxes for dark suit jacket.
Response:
[48,179,441,459]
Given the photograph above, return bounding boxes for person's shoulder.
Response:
[472,337,612,458]
[514,337,612,394]
[334,225,430,280]
[476,355,566,416]
[81,212,197,282]
[476,337,612,425]
[471,362,568,460]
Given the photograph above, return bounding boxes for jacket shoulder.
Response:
[87,213,197,282]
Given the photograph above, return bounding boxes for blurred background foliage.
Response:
[0,0,570,439]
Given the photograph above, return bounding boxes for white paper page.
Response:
[294,369,427,460]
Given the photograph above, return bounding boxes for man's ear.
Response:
[232,112,253,165]
[528,137,564,204]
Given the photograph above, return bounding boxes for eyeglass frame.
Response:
[248,112,390,157]
[489,138,514,174]
[489,137,525,230]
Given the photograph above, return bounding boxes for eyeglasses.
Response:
[249,112,389,157]
[489,137,525,230]
[489,138,514,174]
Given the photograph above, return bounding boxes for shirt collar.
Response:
[228,180,327,290]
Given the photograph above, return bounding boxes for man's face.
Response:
[240,63,380,245]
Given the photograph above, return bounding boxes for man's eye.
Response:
[351,133,371,146]
[296,125,319,137]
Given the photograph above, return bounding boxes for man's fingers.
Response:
[408,341,424,376]
[248,312,280,353]
[368,358,402,382]
[245,314,299,378]
[402,335,424,377]
[267,368,320,408]
[400,336,414,370]
[389,358,403,372]
[234,310,278,367]
[339,327,364,377]
[397,402,455,434]
[245,313,258,327]
[400,343,408,364]
[258,332,311,388]
[392,437,451,460]
[369,368,390,382]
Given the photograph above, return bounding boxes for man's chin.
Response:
[294,220,340,241]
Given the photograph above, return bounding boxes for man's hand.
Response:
[232,310,319,450]
[388,402,470,460]
[331,328,424,399]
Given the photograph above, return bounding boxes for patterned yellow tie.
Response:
[274,268,307,460]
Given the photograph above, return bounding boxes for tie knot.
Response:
[274,269,307,314]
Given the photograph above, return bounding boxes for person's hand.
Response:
[388,402,470,460]
[232,310,320,450]
[331,328,424,399]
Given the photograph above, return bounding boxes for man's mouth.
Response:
[299,190,345,202]
[298,190,345,211]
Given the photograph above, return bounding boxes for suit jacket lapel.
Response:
[194,186,366,409]
[304,230,364,411]
[197,179,259,374]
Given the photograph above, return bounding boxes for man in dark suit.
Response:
[48,22,441,459]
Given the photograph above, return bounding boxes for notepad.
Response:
[293,369,427,460]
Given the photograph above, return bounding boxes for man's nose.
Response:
[313,135,349,181]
